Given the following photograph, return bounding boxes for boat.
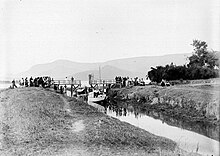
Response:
[74,87,88,101]
[66,86,88,100]
[76,87,87,95]
[87,66,108,103]
[87,90,107,103]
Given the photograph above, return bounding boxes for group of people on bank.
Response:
[115,76,172,88]
[115,76,146,88]
[20,76,53,88]
[10,76,54,89]
[11,76,76,95]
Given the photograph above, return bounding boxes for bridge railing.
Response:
[90,79,116,84]
[53,80,81,85]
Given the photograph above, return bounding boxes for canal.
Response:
[88,100,219,156]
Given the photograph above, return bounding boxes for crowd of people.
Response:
[10,76,76,95]
[17,76,53,88]
[115,76,146,88]
[114,76,173,88]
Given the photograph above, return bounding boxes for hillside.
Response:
[16,53,191,79]
[103,53,191,73]
[17,60,100,79]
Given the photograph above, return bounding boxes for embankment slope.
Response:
[0,87,192,156]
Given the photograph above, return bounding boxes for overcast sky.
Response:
[0,0,219,78]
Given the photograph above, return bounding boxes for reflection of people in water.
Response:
[119,108,123,116]
[108,105,112,111]
[134,111,139,118]
[116,109,119,116]
[104,106,107,114]
[108,104,128,117]
[123,108,127,116]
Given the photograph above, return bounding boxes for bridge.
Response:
[53,80,81,85]
[53,80,82,96]
[89,79,116,90]
[53,78,117,95]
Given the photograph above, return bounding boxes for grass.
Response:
[0,87,201,156]
[110,83,219,125]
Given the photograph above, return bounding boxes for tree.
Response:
[148,66,164,83]
[147,40,219,81]
[204,51,219,69]
[188,40,219,69]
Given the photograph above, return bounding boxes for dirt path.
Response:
[56,94,86,137]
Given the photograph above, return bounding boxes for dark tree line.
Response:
[148,40,219,83]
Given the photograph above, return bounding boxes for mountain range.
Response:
[16,53,191,80]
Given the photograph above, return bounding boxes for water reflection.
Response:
[89,101,219,156]
[100,101,219,142]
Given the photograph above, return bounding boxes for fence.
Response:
[90,79,116,84]
[54,80,81,85]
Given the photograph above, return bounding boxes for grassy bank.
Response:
[109,81,220,125]
[107,80,220,144]
[0,87,197,156]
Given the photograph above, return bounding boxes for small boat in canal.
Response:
[73,87,88,101]
[88,90,107,103]
[76,87,87,96]
[87,66,108,103]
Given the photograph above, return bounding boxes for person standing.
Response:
[71,77,74,84]
[60,86,63,94]
[29,77,33,87]
[64,85,67,93]
[65,77,68,84]
[48,77,51,87]
[11,79,17,89]
[21,78,24,87]
[25,77,28,87]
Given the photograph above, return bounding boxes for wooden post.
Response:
[103,80,105,92]
[71,84,73,97]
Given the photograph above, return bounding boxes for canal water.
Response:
[88,101,219,156]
